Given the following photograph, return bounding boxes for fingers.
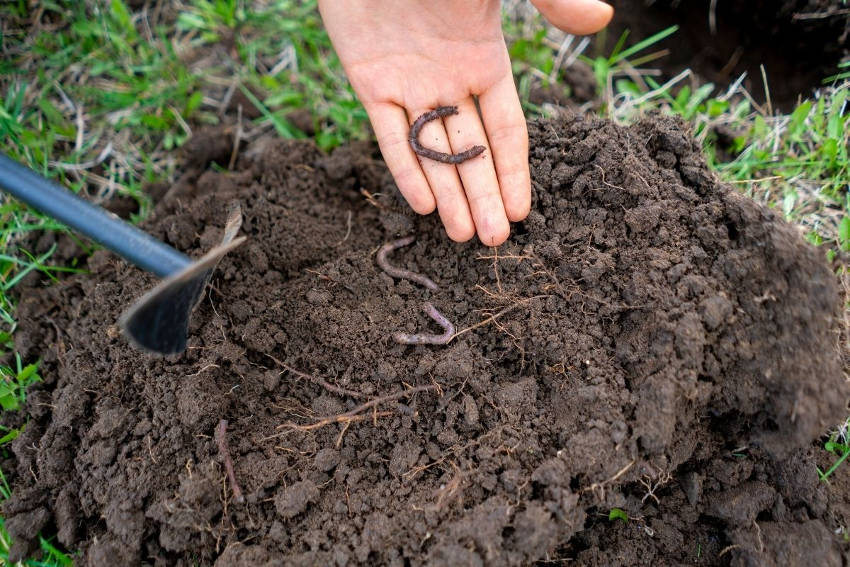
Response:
[478,74,531,223]
[363,101,436,215]
[530,0,614,35]
[367,98,518,246]
[406,106,476,242]
[444,99,511,246]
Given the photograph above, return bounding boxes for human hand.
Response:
[318,0,613,245]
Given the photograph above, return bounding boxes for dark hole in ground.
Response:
[604,0,849,109]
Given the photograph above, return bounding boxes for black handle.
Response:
[0,153,190,278]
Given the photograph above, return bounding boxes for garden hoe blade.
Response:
[119,204,245,355]
[0,152,245,355]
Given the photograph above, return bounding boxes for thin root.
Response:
[263,352,365,399]
[215,419,245,504]
[273,385,439,437]
[450,295,550,342]
[376,236,438,290]
[394,302,455,345]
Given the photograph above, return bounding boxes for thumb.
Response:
[530,0,614,36]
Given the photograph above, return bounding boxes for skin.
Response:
[318,0,614,246]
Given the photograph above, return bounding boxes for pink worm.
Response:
[376,236,439,291]
[393,302,455,345]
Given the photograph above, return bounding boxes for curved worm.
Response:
[376,236,438,291]
[393,302,455,345]
[409,106,486,164]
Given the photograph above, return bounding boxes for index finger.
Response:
[363,101,436,215]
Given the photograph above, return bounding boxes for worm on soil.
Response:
[393,302,455,345]
[408,106,486,164]
[376,236,439,291]
[215,419,245,504]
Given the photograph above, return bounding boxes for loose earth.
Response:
[5,114,849,566]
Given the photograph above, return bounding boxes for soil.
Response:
[605,0,849,109]
[5,114,850,566]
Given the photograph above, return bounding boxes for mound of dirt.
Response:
[606,0,849,108]
[5,115,849,566]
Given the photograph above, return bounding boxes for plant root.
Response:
[376,236,439,290]
[394,302,455,345]
[263,352,365,399]
[215,419,245,504]
[450,294,550,342]
[408,106,486,164]
[272,384,439,437]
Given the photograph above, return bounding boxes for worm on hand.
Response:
[376,236,438,291]
[215,419,245,504]
[408,106,486,164]
[393,302,455,345]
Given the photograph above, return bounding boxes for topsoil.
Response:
[605,0,849,108]
[5,114,850,566]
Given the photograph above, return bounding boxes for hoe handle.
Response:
[0,153,191,278]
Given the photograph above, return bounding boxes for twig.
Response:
[449,295,550,342]
[793,8,850,19]
[215,419,245,504]
[409,106,486,164]
[376,236,438,290]
[284,364,364,399]
[718,544,741,558]
[394,302,455,345]
[582,458,636,502]
[273,385,439,435]
[262,352,364,399]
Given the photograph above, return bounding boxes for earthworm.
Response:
[408,106,486,164]
[377,236,439,291]
[215,419,245,504]
[393,302,455,345]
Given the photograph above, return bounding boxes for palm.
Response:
[333,4,508,110]
[318,0,613,245]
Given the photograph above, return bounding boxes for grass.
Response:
[0,1,848,564]
[0,0,372,328]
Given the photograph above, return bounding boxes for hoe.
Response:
[0,153,244,355]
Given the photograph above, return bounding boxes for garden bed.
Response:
[4,114,848,566]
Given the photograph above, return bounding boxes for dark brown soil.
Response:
[605,0,849,108]
[5,115,850,566]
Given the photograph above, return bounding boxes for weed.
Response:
[818,423,850,482]
[0,355,39,412]
[608,507,628,523]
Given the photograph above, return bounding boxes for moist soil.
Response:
[5,114,850,566]
[605,0,849,108]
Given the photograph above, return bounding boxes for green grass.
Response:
[0,360,72,566]
[0,2,848,563]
